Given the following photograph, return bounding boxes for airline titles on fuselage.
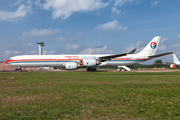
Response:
[63,56,97,59]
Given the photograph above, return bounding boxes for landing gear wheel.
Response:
[92,68,97,71]
[15,67,22,72]
[87,67,97,72]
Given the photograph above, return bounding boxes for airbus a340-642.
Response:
[6,36,172,71]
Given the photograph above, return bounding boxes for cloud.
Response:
[95,20,128,31]
[157,37,168,51]
[79,46,113,54]
[12,0,23,6]
[122,11,126,14]
[20,28,59,38]
[123,41,145,53]
[114,0,125,6]
[34,0,42,8]
[27,51,37,55]
[3,50,21,57]
[43,0,109,19]
[151,0,159,6]
[158,45,166,51]
[58,37,65,41]
[177,34,180,38]
[22,43,32,46]
[13,51,21,54]
[3,51,12,57]
[174,51,180,56]
[76,32,84,37]
[66,44,80,49]
[171,43,180,48]
[43,50,56,55]
[161,37,168,43]
[112,0,141,14]
[112,7,121,14]
[0,5,28,21]
[114,0,141,7]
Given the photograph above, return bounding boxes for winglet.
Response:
[128,48,137,54]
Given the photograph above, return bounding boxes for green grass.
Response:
[0,71,180,119]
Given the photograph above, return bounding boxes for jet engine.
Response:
[170,64,176,68]
[65,62,81,70]
[82,59,100,67]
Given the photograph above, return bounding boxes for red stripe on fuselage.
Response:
[5,59,82,63]
[6,58,149,64]
[5,60,16,63]
[16,59,81,61]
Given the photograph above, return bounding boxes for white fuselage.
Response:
[6,54,150,67]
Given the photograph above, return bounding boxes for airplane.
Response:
[5,36,173,72]
[170,54,180,68]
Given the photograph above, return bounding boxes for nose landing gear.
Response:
[15,67,22,72]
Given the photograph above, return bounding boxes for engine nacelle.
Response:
[82,59,100,67]
[65,62,79,70]
[170,64,176,68]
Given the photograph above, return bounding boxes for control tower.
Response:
[37,42,44,55]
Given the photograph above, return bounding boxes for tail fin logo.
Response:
[150,41,157,49]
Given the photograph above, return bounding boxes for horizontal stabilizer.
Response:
[149,52,173,58]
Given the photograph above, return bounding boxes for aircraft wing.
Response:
[99,48,136,60]
[99,53,127,60]
[148,52,173,59]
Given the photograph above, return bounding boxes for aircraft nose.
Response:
[5,60,9,63]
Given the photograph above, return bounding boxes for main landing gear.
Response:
[87,67,97,72]
[15,67,22,72]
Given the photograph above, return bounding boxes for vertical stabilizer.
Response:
[173,54,180,64]
[138,36,161,55]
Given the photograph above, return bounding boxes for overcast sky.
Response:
[0,0,180,64]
